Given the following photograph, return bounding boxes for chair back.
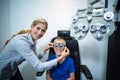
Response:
[49,30,81,80]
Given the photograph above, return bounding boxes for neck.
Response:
[56,55,65,63]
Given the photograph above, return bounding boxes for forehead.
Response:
[54,39,65,44]
[34,23,47,30]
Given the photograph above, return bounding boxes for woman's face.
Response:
[30,23,47,41]
[53,39,66,56]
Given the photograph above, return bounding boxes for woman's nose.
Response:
[38,30,42,34]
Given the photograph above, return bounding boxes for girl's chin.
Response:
[56,52,62,56]
[57,54,61,56]
[57,55,61,57]
[56,53,61,56]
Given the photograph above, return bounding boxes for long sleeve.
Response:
[12,34,57,72]
[37,51,45,59]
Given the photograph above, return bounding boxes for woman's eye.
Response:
[37,27,40,30]
[42,30,45,33]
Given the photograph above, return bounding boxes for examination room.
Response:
[0,0,120,80]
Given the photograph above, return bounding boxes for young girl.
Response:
[0,18,69,80]
[46,37,75,80]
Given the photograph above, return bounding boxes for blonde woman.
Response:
[0,18,69,80]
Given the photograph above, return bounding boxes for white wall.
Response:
[9,0,87,80]
[0,0,116,80]
[0,0,11,50]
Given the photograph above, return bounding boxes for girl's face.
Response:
[53,39,66,56]
[30,23,47,41]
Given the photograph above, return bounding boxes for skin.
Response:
[30,23,47,41]
[30,22,70,63]
[1,19,70,80]
[53,39,66,57]
[46,38,75,80]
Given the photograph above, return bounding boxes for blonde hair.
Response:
[3,18,48,48]
[53,37,66,45]
[3,29,30,48]
[32,18,48,30]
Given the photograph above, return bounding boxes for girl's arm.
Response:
[46,70,52,80]
[67,72,75,80]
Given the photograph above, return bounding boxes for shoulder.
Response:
[66,56,73,61]
[13,34,28,42]
[8,34,35,53]
[11,33,34,45]
[65,56,74,63]
[47,54,56,61]
[7,34,34,50]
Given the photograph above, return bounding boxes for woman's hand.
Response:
[56,47,70,62]
[61,47,70,58]
[43,43,53,53]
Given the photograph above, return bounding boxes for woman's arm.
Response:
[37,43,53,58]
[56,47,69,62]
[15,39,70,72]
[67,72,75,80]
[46,70,52,80]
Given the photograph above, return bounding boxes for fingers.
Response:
[62,47,70,57]
[43,43,53,52]
[64,47,70,53]
[48,43,53,48]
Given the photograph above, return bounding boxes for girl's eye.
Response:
[53,43,65,49]
[54,45,58,47]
